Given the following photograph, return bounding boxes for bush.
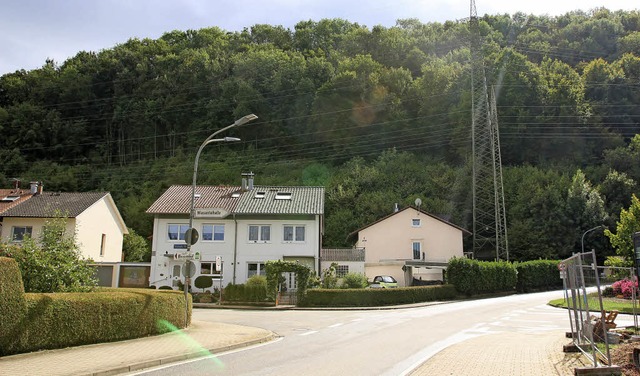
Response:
[515,260,563,293]
[300,285,457,307]
[224,279,268,303]
[0,257,27,354]
[1,288,190,356]
[194,275,213,292]
[340,273,368,289]
[611,278,638,299]
[447,257,516,295]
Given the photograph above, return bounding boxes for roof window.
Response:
[231,192,241,198]
[254,191,266,199]
[1,195,20,202]
[275,192,292,200]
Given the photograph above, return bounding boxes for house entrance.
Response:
[278,272,297,305]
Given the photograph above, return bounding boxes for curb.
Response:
[87,333,278,376]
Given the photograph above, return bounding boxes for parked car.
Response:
[369,275,398,288]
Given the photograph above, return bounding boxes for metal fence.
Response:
[562,251,612,367]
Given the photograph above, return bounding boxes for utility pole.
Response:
[470,0,509,261]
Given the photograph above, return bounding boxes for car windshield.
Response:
[381,276,396,283]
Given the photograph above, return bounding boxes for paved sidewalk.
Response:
[0,320,275,376]
[410,330,590,376]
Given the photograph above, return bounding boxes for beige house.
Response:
[352,206,470,287]
[0,184,128,263]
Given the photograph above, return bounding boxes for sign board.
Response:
[194,208,229,219]
[174,252,195,260]
[182,260,196,278]
[194,252,201,260]
[173,244,188,250]
[216,256,222,272]
[184,228,199,245]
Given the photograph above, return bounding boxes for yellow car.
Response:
[370,275,398,288]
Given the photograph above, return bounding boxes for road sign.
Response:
[185,228,199,245]
[174,252,195,260]
[216,255,222,272]
[182,260,196,278]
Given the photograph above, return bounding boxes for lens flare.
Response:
[156,319,225,370]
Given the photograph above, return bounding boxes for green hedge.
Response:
[447,257,517,295]
[515,260,563,293]
[0,257,27,353]
[300,285,457,307]
[224,283,269,302]
[1,288,191,356]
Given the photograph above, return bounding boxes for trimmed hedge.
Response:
[224,283,269,302]
[0,257,27,353]
[1,288,191,356]
[515,260,563,293]
[300,285,457,307]
[447,257,517,295]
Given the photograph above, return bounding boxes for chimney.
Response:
[37,182,43,194]
[242,172,255,191]
[394,203,399,213]
[30,181,39,194]
[13,179,20,190]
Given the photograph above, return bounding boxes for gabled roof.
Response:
[146,185,242,214]
[146,185,325,216]
[2,191,111,218]
[349,206,471,238]
[0,189,33,215]
[235,186,324,215]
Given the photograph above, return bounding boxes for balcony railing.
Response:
[321,248,365,262]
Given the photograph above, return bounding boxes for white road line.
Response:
[300,330,318,336]
[328,323,344,328]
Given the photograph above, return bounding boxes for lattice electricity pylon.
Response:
[470,0,509,261]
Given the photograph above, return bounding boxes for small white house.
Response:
[352,206,470,287]
[146,175,325,290]
[0,183,128,263]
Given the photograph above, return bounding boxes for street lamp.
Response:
[581,225,604,254]
[183,114,258,324]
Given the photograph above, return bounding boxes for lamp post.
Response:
[581,225,603,254]
[183,114,258,324]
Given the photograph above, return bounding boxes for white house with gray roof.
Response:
[146,175,324,290]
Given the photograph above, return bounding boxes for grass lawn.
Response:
[549,293,640,315]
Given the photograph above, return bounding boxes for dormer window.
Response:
[254,191,266,199]
[275,192,292,200]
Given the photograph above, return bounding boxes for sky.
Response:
[1,0,638,75]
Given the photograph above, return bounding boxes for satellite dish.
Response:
[415,198,422,208]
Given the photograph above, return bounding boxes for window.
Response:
[248,262,266,277]
[248,225,271,242]
[1,195,19,202]
[200,261,222,277]
[11,226,32,242]
[202,224,225,241]
[100,234,106,257]
[275,192,292,200]
[254,191,266,199]
[336,265,349,277]
[412,241,421,260]
[412,218,421,227]
[168,224,190,241]
[283,225,305,242]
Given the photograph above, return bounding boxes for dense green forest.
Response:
[1,8,639,261]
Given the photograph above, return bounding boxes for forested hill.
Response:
[1,8,639,261]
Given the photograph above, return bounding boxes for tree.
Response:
[1,214,97,292]
[605,194,640,263]
[123,228,151,262]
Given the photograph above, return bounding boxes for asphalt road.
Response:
[133,290,572,376]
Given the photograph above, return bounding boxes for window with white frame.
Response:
[247,262,266,277]
[248,225,271,242]
[202,224,225,241]
[412,218,421,227]
[167,224,189,241]
[283,225,305,242]
[336,265,349,277]
[200,261,222,277]
[412,241,422,260]
[11,226,32,242]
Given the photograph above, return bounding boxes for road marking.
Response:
[328,323,344,328]
[300,330,318,336]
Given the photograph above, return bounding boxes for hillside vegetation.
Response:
[1,8,639,260]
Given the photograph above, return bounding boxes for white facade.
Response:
[147,184,324,291]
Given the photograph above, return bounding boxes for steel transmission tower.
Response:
[470,0,509,260]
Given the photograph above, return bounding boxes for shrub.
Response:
[611,279,638,299]
[194,276,213,292]
[515,260,562,293]
[224,280,268,302]
[0,257,27,354]
[447,257,516,295]
[300,285,457,307]
[1,288,190,356]
[340,273,368,289]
